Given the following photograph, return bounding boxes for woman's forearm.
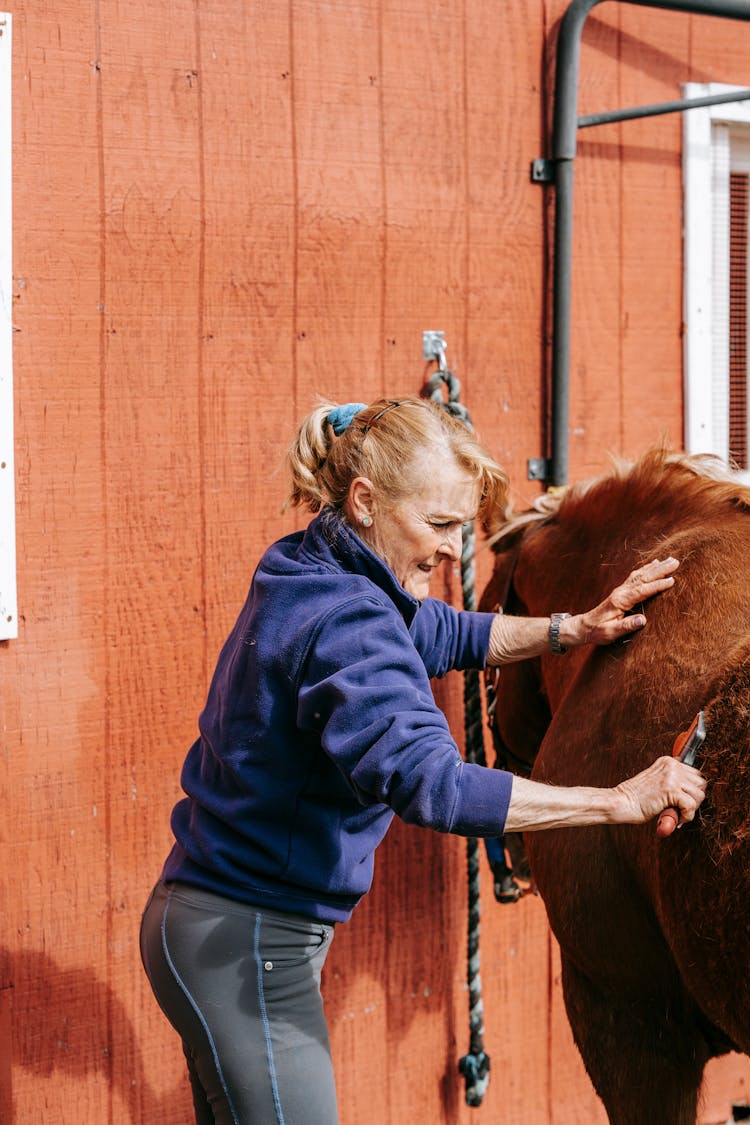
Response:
[504,775,619,832]
[504,754,707,833]
[487,613,553,665]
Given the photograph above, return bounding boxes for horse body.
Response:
[481,451,750,1124]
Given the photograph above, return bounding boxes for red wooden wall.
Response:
[3,0,749,1120]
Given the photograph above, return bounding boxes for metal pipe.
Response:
[578,86,750,128]
[547,0,750,487]
[551,158,575,488]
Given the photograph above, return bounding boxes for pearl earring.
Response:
[362,515,372,527]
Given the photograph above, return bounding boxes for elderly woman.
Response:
[140,396,706,1125]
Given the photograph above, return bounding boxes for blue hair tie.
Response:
[327,402,367,436]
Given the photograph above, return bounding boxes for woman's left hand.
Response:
[562,556,679,648]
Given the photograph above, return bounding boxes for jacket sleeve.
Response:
[409,597,495,678]
[295,595,512,836]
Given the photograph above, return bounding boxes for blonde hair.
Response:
[284,396,509,527]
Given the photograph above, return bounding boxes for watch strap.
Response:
[549,612,571,655]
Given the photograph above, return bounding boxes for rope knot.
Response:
[458,1049,491,1106]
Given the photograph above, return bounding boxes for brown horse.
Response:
[479,448,750,1125]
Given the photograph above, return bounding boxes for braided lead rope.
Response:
[425,370,491,1107]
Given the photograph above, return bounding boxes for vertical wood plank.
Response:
[96,0,204,1117]
[616,7,688,459]
[7,1,117,1117]
[198,0,297,643]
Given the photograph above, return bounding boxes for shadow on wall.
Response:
[0,843,468,1122]
[0,946,191,1122]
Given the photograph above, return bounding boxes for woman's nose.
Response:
[439,526,463,562]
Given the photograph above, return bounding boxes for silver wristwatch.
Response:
[549,612,571,655]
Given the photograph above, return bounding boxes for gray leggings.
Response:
[140,881,338,1125]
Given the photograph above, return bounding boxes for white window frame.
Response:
[683,82,750,480]
[0,12,14,640]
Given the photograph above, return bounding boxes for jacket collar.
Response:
[302,507,421,627]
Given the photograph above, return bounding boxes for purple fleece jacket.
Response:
[162,508,513,922]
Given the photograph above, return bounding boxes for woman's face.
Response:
[354,449,480,600]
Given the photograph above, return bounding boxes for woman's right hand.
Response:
[611,756,707,827]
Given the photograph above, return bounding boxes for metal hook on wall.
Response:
[423,329,448,372]
[422,330,472,428]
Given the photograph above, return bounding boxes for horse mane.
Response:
[486,447,750,547]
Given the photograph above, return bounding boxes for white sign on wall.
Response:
[0,12,14,640]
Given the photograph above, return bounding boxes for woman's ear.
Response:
[347,477,376,525]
